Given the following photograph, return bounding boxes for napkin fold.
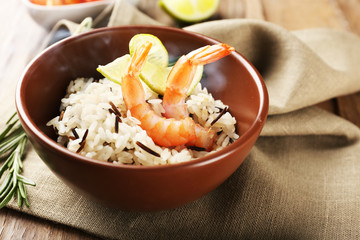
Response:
[4,0,360,239]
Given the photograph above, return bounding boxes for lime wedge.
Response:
[97,54,203,95]
[97,33,204,96]
[188,65,204,94]
[97,54,130,85]
[129,34,168,68]
[159,0,219,22]
[141,62,171,95]
[140,61,203,95]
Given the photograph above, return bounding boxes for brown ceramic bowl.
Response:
[15,26,268,211]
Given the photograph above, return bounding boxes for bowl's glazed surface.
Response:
[16,26,268,211]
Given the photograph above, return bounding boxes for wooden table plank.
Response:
[261,0,348,30]
[0,210,97,239]
[337,0,360,35]
[243,0,264,19]
[260,0,360,126]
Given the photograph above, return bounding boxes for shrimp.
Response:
[162,43,235,119]
[121,41,234,151]
[121,41,196,147]
[162,43,235,151]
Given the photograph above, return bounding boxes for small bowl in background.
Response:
[22,0,114,29]
[16,26,268,211]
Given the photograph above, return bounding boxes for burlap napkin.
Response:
[3,0,360,239]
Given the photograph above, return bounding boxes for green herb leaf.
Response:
[0,113,35,209]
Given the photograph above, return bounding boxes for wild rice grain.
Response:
[187,146,206,151]
[76,140,86,153]
[136,141,161,158]
[115,116,120,133]
[109,101,121,117]
[80,129,89,144]
[211,107,229,126]
[59,110,65,121]
[72,128,79,139]
[108,108,116,115]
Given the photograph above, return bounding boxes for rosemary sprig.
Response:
[0,112,35,209]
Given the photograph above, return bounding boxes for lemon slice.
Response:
[129,34,168,68]
[97,54,130,85]
[159,0,219,22]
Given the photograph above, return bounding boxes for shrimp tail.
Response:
[127,41,152,78]
[163,43,234,120]
[122,42,152,110]
[188,43,235,65]
[162,56,197,119]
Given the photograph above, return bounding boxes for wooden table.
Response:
[1,0,360,239]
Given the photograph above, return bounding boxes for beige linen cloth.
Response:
[3,0,360,239]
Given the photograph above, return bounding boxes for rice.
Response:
[47,78,239,166]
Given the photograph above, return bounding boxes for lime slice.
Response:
[140,61,203,95]
[97,54,130,85]
[141,62,171,95]
[129,34,168,68]
[97,33,204,95]
[188,65,204,94]
[97,54,203,95]
[159,0,219,22]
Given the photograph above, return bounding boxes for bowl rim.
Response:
[22,0,114,10]
[15,25,269,171]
